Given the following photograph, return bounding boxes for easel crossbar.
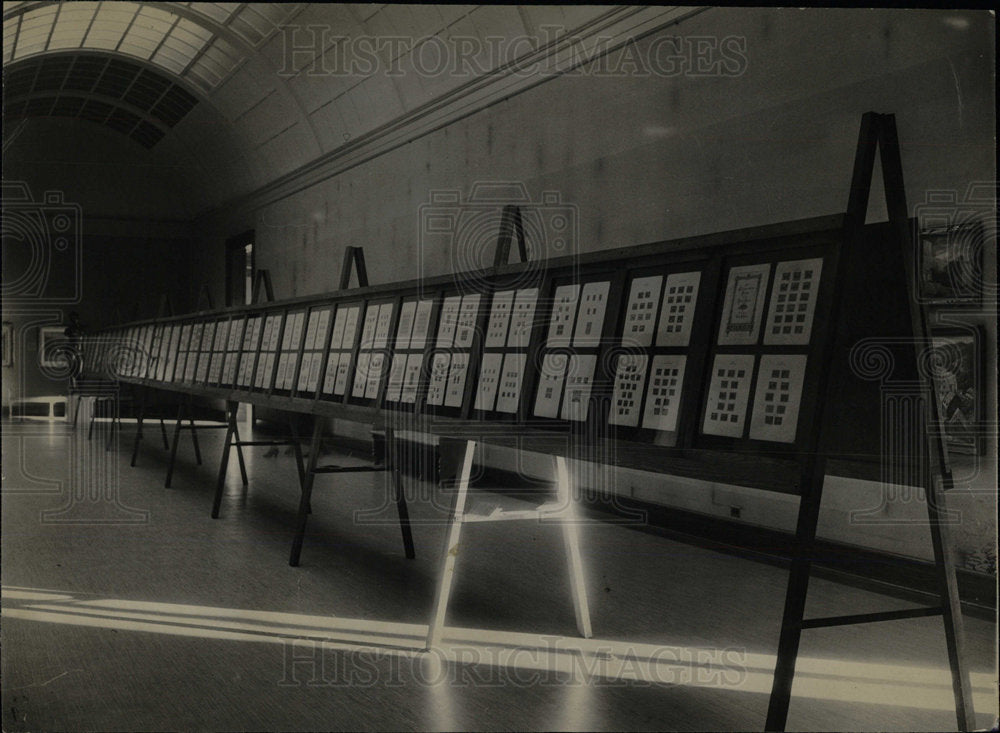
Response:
[801,606,944,629]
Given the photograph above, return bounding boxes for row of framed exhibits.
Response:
[83,246,835,454]
[79,216,990,460]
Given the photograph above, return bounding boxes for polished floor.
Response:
[2,417,997,732]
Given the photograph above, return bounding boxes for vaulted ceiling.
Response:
[3,3,690,219]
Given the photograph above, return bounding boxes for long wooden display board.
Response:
[81,113,975,731]
[83,212,917,492]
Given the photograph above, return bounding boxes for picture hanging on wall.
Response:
[38,325,70,369]
[2,322,12,367]
[930,326,985,455]
[918,222,985,305]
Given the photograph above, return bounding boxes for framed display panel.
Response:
[423,289,485,418]
[319,300,363,402]
[164,323,182,383]
[205,319,228,386]
[220,316,247,388]
[174,322,194,383]
[136,325,152,379]
[141,324,156,380]
[172,322,190,382]
[116,326,135,378]
[529,268,623,426]
[272,308,307,396]
[149,323,166,381]
[241,313,267,391]
[293,305,334,400]
[607,256,716,447]
[182,321,203,383]
[144,324,158,379]
[695,238,837,453]
[346,297,398,408]
[193,321,214,384]
[472,279,542,419]
[252,312,285,393]
[384,296,438,412]
[137,324,154,379]
[135,323,159,379]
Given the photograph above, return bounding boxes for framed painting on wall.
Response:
[2,323,12,367]
[918,222,985,305]
[930,326,985,456]
[38,325,70,369]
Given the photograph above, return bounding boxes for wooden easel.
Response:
[163,283,231,488]
[425,438,592,648]
[424,213,592,647]
[81,302,141,450]
[286,247,416,566]
[493,204,528,266]
[130,293,177,465]
[764,112,974,731]
[210,268,306,517]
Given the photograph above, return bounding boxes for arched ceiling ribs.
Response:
[3,51,197,148]
[3,1,321,155]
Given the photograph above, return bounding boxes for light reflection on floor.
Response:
[3,584,996,718]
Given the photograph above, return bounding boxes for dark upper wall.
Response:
[2,119,195,406]
[3,117,199,223]
[189,7,995,303]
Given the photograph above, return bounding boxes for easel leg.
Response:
[555,456,592,639]
[165,403,184,488]
[232,421,249,486]
[87,399,98,440]
[189,405,202,465]
[289,420,324,567]
[211,401,237,519]
[386,427,415,559]
[104,397,118,452]
[425,439,475,649]
[765,465,826,732]
[289,417,306,489]
[926,483,975,730]
[160,418,169,450]
[288,417,310,513]
[130,388,145,467]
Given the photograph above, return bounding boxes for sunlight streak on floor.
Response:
[2,585,996,717]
